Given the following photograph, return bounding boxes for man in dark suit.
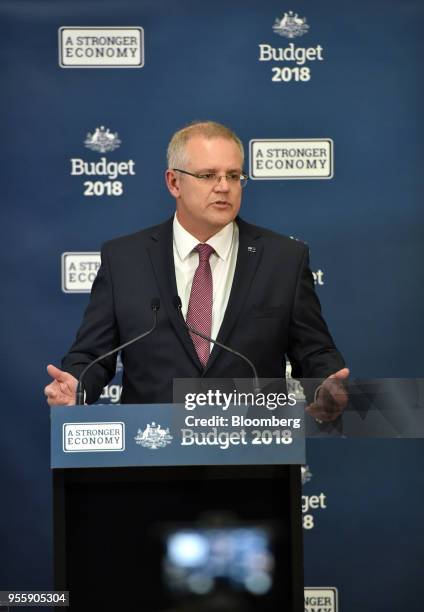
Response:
[45,121,348,420]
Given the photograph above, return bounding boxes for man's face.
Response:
[166,135,243,240]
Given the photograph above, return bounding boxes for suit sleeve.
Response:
[62,244,120,403]
[287,245,345,380]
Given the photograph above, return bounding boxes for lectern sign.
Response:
[51,403,305,468]
[63,422,124,452]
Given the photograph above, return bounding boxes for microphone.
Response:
[75,298,160,405]
[173,296,261,394]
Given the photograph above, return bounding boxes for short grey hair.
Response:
[167,120,245,169]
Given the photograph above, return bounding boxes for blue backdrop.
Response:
[1,1,423,609]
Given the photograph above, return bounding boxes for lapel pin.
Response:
[247,246,256,253]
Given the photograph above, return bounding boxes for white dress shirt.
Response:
[173,214,239,343]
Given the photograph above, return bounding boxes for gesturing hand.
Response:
[306,367,350,423]
[44,364,77,406]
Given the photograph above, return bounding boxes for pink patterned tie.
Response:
[186,243,214,367]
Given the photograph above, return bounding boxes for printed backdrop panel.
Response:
[0,1,423,609]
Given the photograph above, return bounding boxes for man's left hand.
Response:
[306,368,350,423]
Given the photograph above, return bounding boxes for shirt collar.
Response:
[173,214,235,262]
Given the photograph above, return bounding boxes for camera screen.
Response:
[163,526,274,597]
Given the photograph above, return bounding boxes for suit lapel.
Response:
[147,217,203,371]
[203,218,263,374]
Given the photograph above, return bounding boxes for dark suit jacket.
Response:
[62,216,344,403]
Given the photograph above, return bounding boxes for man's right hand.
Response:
[44,364,77,406]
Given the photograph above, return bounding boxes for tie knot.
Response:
[195,243,214,262]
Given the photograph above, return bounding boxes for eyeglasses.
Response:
[173,168,248,188]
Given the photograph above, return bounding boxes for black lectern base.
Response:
[54,465,303,611]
